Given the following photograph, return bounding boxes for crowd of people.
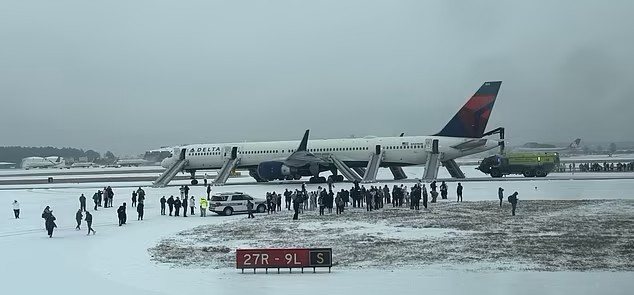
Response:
[263,180,520,220]
[558,162,634,172]
[12,180,522,238]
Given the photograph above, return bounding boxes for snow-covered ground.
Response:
[151,200,633,271]
[1,177,634,294]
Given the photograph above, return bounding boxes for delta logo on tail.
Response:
[435,81,502,138]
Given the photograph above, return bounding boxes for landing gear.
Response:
[188,170,198,185]
[327,175,344,182]
[309,176,327,183]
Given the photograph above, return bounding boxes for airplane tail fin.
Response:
[435,81,502,138]
[297,129,309,151]
[569,138,581,149]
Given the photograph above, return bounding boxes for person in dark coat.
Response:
[327,190,334,213]
[79,194,86,212]
[206,185,211,200]
[182,196,188,217]
[45,212,57,238]
[431,190,438,203]
[85,211,96,235]
[498,187,504,207]
[117,203,127,226]
[246,200,255,218]
[318,193,325,216]
[75,209,83,230]
[97,189,103,207]
[184,185,190,198]
[508,192,518,216]
[167,196,175,216]
[92,192,99,211]
[42,206,52,229]
[174,197,182,216]
[137,202,144,220]
[292,193,301,220]
[457,183,463,202]
[440,181,448,199]
[160,196,166,215]
[422,185,428,209]
[430,181,437,192]
[106,186,114,208]
[412,185,420,210]
[131,191,137,207]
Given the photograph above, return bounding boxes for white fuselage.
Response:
[21,156,66,170]
[162,135,499,171]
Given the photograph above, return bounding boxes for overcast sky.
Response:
[1,0,633,155]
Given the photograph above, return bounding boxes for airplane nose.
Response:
[161,158,172,168]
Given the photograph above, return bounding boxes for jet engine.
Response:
[256,161,299,181]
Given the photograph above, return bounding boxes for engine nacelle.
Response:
[257,161,296,180]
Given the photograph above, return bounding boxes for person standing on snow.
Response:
[182,196,188,217]
[167,195,175,216]
[457,183,463,202]
[422,185,428,209]
[246,200,255,219]
[44,210,57,238]
[12,200,20,219]
[92,192,99,211]
[508,192,519,216]
[75,209,83,230]
[137,201,144,220]
[85,211,96,235]
[174,197,182,217]
[498,187,504,208]
[79,194,86,212]
[292,193,301,220]
[41,206,52,228]
[199,197,208,217]
[131,190,137,207]
[117,203,127,226]
[189,196,195,216]
[206,185,212,200]
[160,196,166,215]
[440,181,448,199]
[136,187,145,205]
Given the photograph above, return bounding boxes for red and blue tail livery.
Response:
[435,81,502,138]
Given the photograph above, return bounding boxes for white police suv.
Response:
[208,192,267,216]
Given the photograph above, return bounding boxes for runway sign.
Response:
[236,248,332,273]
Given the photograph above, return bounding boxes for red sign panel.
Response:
[236,248,332,269]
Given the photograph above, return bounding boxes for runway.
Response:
[1,165,634,191]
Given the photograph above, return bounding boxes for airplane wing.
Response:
[450,139,488,152]
[283,130,327,167]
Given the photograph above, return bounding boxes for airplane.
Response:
[21,156,66,170]
[156,81,503,186]
[116,158,151,167]
[515,138,581,152]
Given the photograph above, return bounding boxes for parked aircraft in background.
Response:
[156,81,503,186]
[116,159,151,167]
[515,138,581,152]
[21,156,66,170]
